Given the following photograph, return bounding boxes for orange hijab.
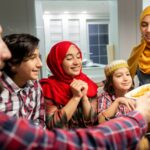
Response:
[128,6,150,78]
[40,41,98,105]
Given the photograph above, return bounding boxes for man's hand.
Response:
[136,93,150,123]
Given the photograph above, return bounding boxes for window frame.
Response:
[86,20,109,64]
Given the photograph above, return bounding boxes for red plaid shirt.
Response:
[0,73,45,127]
[0,111,147,149]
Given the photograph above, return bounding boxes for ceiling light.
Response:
[64,11,69,14]
[82,11,87,14]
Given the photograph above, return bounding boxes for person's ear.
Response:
[11,65,17,73]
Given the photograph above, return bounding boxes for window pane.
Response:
[89,25,98,34]
[89,35,98,45]
[91,56,100,64]
[88,23,108,65]
[99,24,108,33]
[68,19,80,43]
[100,56,107,64]
[99,34,108,44]
[100,46,107,55]
[90,45,99,56]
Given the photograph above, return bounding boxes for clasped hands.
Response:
[70,79,88,99]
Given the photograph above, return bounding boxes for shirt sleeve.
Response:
[0,111,147,149]
[45,99,68,129]
[98,92,112,113]
[33,81,45,128]
[83,97,98,126]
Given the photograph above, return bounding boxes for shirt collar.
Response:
[2,72,34,93]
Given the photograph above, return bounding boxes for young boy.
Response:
[0,34,45,127]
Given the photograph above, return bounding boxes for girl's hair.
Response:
[104,75,115,95]
[2,34,39,77]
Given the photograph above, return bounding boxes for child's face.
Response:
[112,67,132,93]
[12,48,42,86]
[141,15,150,43]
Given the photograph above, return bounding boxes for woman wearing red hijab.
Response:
[40,41,98,129]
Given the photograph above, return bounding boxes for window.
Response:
[68,19,80,47]
[44,16,109,65]
[49,19,63,46]
[87,23,109,64]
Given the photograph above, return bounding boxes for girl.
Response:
[98,60,136,123]
[40,41,98,129]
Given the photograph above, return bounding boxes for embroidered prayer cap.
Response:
[140,6,150,23]
[104,60,129,77]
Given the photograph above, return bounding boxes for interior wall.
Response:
[143,1,150,9]
[117,0,142,60]
[0,0,143,78]
[0,0,36,36]
[108,0,118,60]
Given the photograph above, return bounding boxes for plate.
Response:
[125,84,150,100]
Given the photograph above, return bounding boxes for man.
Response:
[0,27,11,73]
[0,25,150,149]
[0,26,11,92]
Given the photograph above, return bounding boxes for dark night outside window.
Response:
[88,24,108,64]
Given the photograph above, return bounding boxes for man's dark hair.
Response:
[2,34,39,77]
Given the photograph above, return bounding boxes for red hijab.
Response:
[40,41,98,105]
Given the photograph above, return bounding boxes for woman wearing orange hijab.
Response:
[128,6,150,85]
[40,41,98,129]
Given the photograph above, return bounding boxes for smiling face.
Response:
[112,67,132,93]
[62,45,82,77]
[141,15,150,44]
[12,48,42,87]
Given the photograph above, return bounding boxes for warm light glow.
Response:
[44,11,50,14]
[64,11,69,14]
[81,11,87,14]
